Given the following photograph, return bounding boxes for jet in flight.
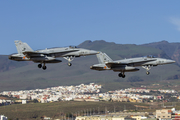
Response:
[90,52,175,78]
[9,40,99,70]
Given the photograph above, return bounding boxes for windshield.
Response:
[146,55,156,58]
[69,46,79,48]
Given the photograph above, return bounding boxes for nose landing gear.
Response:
[64,56,75,66]
[142,65,151,75]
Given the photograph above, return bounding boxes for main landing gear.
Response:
[142,65,151,75]
[118,72,126,78]
[38,63,47,70]
[63,56,75,66]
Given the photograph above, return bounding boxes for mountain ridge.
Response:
[142,40,180,65]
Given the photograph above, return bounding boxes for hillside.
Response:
[0,40,179,92]
[0,55,30,72]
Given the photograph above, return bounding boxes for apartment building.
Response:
[75,115,126,120]
[156,109,171,119]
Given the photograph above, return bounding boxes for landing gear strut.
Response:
[118,72,126,78]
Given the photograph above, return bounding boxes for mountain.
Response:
[79,40,170,59]
[0,40,179,92]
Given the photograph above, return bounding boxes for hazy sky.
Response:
[0,0,180,54]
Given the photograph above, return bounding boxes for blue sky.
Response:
[0,0,180,54]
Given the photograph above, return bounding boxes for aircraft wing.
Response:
[106,59,156,68]
[23,49,79,58]
[23,51,49,58]
[106,62,128,68]
[48,49,79,54]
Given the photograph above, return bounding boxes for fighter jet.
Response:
[9,40,99,70]
[90,52,175,78]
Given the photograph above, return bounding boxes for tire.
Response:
[68,63,72,66]
[42,66,47,70]
[146,71,150,75]
[118,73,122,77]
[38,64,42,68]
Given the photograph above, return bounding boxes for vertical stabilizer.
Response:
[96,52,113,64]
[15,40,33,54]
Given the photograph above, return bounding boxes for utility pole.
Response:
[105,107,107,115]
[71,113,73,120]
[114,105,116,113]
[68,113,69,120]
[90,108,91,116]
[98,107,100,115]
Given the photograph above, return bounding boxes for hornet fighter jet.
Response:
[9,40,99,70]
[90,52,175,78]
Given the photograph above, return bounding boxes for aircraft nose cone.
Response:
[8,56,12,59]
[166,59,176,64]
[89,50,99,55]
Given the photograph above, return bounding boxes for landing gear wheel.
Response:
[118,73,126,78]
[68,63,72,66]
[118,73,122,77]
[38,64,42,68]
[146,71,150,75]
[42,66,47,70]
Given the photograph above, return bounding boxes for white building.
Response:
[22,100,27,104]
[0,115,7,120]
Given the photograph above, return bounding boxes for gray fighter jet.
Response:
[90,52,175,78]
[9,40,99,70]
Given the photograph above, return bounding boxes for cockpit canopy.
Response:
[69,46,78,48]
[146,55,156,58]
